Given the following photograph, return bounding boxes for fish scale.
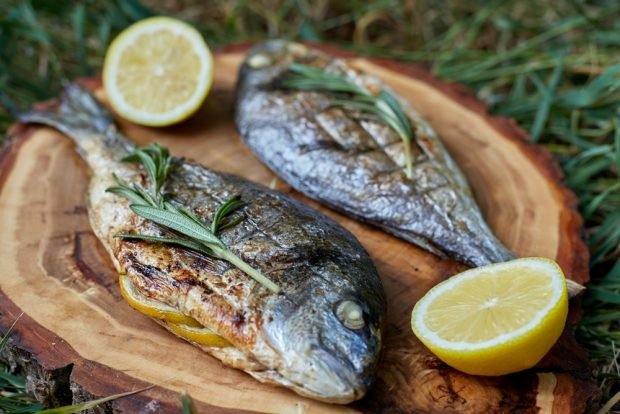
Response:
[18,83,385,404]
[235,40,515,266]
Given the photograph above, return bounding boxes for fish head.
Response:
[241,39,304,72]
[263,267,384,403]
[238,39,323,90]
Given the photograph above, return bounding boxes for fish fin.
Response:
[17,82,114,140]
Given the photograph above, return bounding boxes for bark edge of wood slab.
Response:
[0,43,600,413]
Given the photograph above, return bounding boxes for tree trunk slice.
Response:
[0,44,599,413]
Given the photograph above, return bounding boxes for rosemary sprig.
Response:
[121,143,173,198]
[106,144,280,294]
[279,63,415,178]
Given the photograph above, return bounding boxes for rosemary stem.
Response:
[402,137,413,179]
[217,248,281,294]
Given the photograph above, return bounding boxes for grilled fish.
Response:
[235,40,515,267]
[19,84,386,404]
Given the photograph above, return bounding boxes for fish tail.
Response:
[18,83,113,136]
[17,83,132,160]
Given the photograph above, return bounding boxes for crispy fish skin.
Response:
[235,40,515,267]
[18,84,385,404]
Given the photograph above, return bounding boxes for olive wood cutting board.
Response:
[0,44,600,413]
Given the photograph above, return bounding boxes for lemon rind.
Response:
[103,16,213,126]
[411,257,567,351]
[167,322,232,348]
[119,273,203,326]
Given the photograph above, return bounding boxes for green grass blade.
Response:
[581,311,620,325]
[530,57,564,142]
[586,287,620,305]
[71,3,88,74]
[0,313,23,351]
[180,392,193,414]
[37,384,156,414]
[439,16,586,79]
[0,370,26,388]
[615,117,620,174]
[583,182,620,219]
[116,0,155,22]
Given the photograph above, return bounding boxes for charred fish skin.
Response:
[235,40,515,267]
[18,84,386,404]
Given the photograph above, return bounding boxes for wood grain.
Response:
[0,46,599,413]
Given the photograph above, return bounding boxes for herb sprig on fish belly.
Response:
[106,143,281,294]
[279,63,415,178]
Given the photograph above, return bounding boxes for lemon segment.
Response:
[119,273,202,327]
[411,257,569,376]
[103,16,213,126]
[167,322,231,348]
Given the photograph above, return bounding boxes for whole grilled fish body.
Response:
[19,85,385,403]
[235,41,514,267]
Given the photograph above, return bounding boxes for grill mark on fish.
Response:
[18,83,385,404]
[315,108,379,151]
[235,40,515,267]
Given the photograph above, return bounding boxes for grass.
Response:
[0,0,619,411]
[0,319,188,413]
[0,315,44,413]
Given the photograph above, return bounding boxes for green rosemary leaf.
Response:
[331,99,406,137]
[107,143,280,293]
[289,63,338,80]
[165,201,205,226]
[122,143,173,196]
[138,148,158,180]
[106,184,149,206]
[285,64,367,95]
[211,195,244,233]
[149,143,173,188]
[280,63,414,178]
[130,204,223,248]
[218,215,245,231]
[134,184,160,207]
[281,77,363,95]
[114,234,213,255]
[379,90,413,138]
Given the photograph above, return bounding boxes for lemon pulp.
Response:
[119,273,202,326]
[103,16,213,126]
[411,257,568,376]
[119,274,230,347]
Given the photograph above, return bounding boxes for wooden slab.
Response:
[0,45,599,413]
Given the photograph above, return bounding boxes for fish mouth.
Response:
[245,352,370,404]
[302,347,370,402]
[248,346,370,404]
[257,320,378,403]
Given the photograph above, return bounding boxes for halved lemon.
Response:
[411,257,569,376]
[103,16,213,126]
[119,273,202,327]
[168,322,231,348]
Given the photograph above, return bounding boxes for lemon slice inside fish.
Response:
[119,273,202,327]
[103,16,213,126]
[411,257,568,376]
[167,322,231,348]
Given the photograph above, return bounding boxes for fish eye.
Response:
[247,53,273,69]
[335,300,365,330]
